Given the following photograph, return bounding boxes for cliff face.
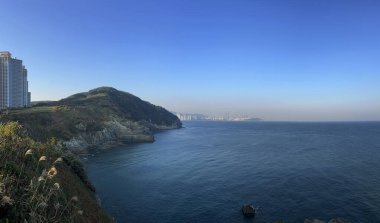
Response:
[64,119,155,152]
[0,87,182,152]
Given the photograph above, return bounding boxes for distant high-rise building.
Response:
[0,51,31,109]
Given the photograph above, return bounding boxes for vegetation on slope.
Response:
[0,122,112,223]
[0,87,181,145]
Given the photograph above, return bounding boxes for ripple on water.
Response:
[85,121,380,222]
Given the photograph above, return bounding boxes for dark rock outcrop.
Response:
[241,204,256,217]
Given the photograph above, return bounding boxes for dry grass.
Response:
[0,122,112,223]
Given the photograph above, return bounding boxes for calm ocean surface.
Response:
[85,121,380,223]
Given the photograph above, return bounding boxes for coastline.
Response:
[72,125,182,154]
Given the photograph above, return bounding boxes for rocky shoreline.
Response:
[64,118,181,153]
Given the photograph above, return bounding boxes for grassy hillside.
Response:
[0,87,181,149]
[0,122,112,223]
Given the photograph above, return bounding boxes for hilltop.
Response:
[0,87,182,152]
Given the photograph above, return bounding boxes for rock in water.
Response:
[304,219,326,223]
[328,218,351,223]
[241,204,256,217]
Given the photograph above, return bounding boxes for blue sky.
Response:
[1,0,380,121]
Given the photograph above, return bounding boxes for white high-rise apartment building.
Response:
[0,51,31,109]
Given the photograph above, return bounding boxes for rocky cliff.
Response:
[0,87,182,152]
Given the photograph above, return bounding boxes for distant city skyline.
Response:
[1,0,379,121]
[174,112,262,122]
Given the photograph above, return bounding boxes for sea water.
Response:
[85,121,380,222]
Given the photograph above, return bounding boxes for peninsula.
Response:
[0,87,181,222]
[0,87,182,153]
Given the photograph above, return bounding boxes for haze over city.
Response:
[1,0,379,121]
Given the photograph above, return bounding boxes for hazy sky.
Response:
[1,0,380,121]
